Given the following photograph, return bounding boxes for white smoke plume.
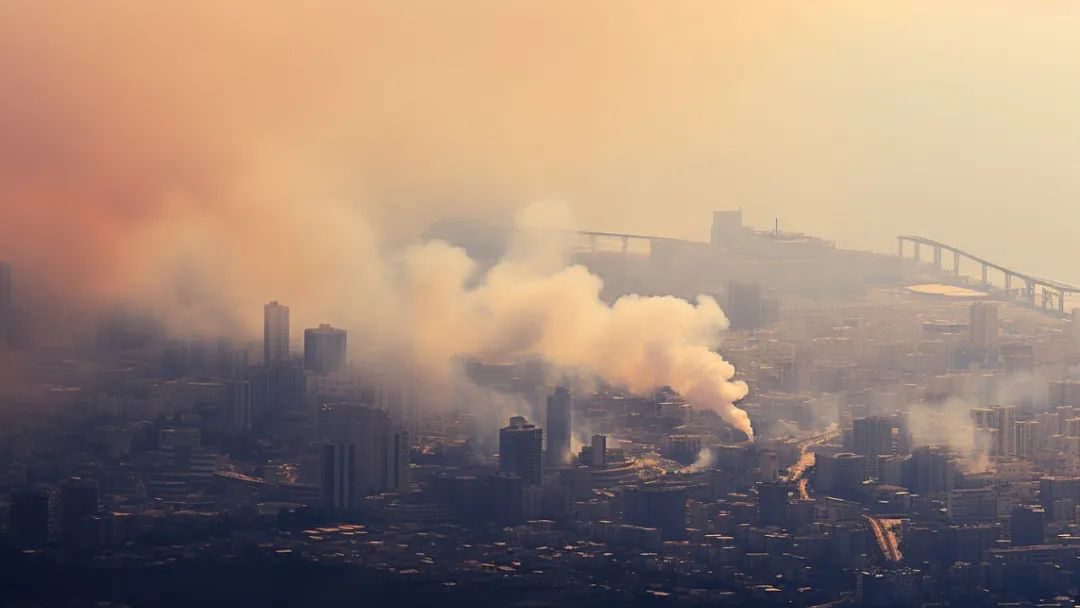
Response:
[906,397,991,473]
[389,205,753,438]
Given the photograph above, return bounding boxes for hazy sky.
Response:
[3,0,1080,302]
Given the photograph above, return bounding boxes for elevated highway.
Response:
[898,235,1080,314]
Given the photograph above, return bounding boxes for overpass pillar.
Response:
[897,237,904,257]
[933,246,942,268]
[913,242,921,260]
[1026,281,1036,304]
[621,236,629,254]
[1060,289,1067,313]
[981,263,988,285]
[952,251,960,274]
[1004,273,1012,293]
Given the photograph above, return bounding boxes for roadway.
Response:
[782,426,841,500]
[864,515,903,563]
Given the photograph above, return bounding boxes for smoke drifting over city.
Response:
[0,3,761,435]
[394,213,751,436]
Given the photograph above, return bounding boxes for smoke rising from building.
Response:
[396,235,752,437]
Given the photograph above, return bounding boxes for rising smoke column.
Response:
[397,237,753,438]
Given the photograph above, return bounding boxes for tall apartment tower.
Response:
[992,405,1017,457]
[263,301,290,366]
[727,280,764,330]
[319,403,410,513]
[1015,419,1038,459]
[852,416,894,458]
[322,442,357,514]
[304,324,347,374]
[852,416,895,479]
[545,387,572,467]
[499,416,543,485]
[969,302,998,350]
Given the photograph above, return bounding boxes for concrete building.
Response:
[727,280,764,330]
[224,379,253,434]
[499,416,543,485]
[590,434,608,468]
[304,324,347,374]
[816,452,867,497]
[1015,419,1038,459]
[992,405,1017,457]
[263,301,290,366]
[903,446,957,495]
[853,417,894,458]
[545,387,572,467]
[318,403,410,500]
[968,302,998,350]
[322,442,357,514]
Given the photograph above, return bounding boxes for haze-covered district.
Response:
[7,205,1080,607]
[9,3,1080,607]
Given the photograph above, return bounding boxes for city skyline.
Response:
[6,2,1080,607]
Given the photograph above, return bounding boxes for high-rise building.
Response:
[852,416,897,479]
[253,361,306,422]
[591,436,609,468]
[545,387,572,467]
[304,324,347,374]
[852,416,893,457]
[1039,476,1080,517]
[727,280,764,330]
[975,406,1018,456]
[1015,419,1038,459]
[318,403,410,511]
[358,421,410,496]
[225,379,253,434]
[322,442,357,514]
[969,302,998,350]
[1009,504,1046,546]
[816,452,867,497]
[992,405,1017,457]
[263,301,289,366]
[903,446,957,495]
[499,416,543,485]
[58,477,99,543]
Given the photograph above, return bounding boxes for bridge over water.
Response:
[897,235,1080,314]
